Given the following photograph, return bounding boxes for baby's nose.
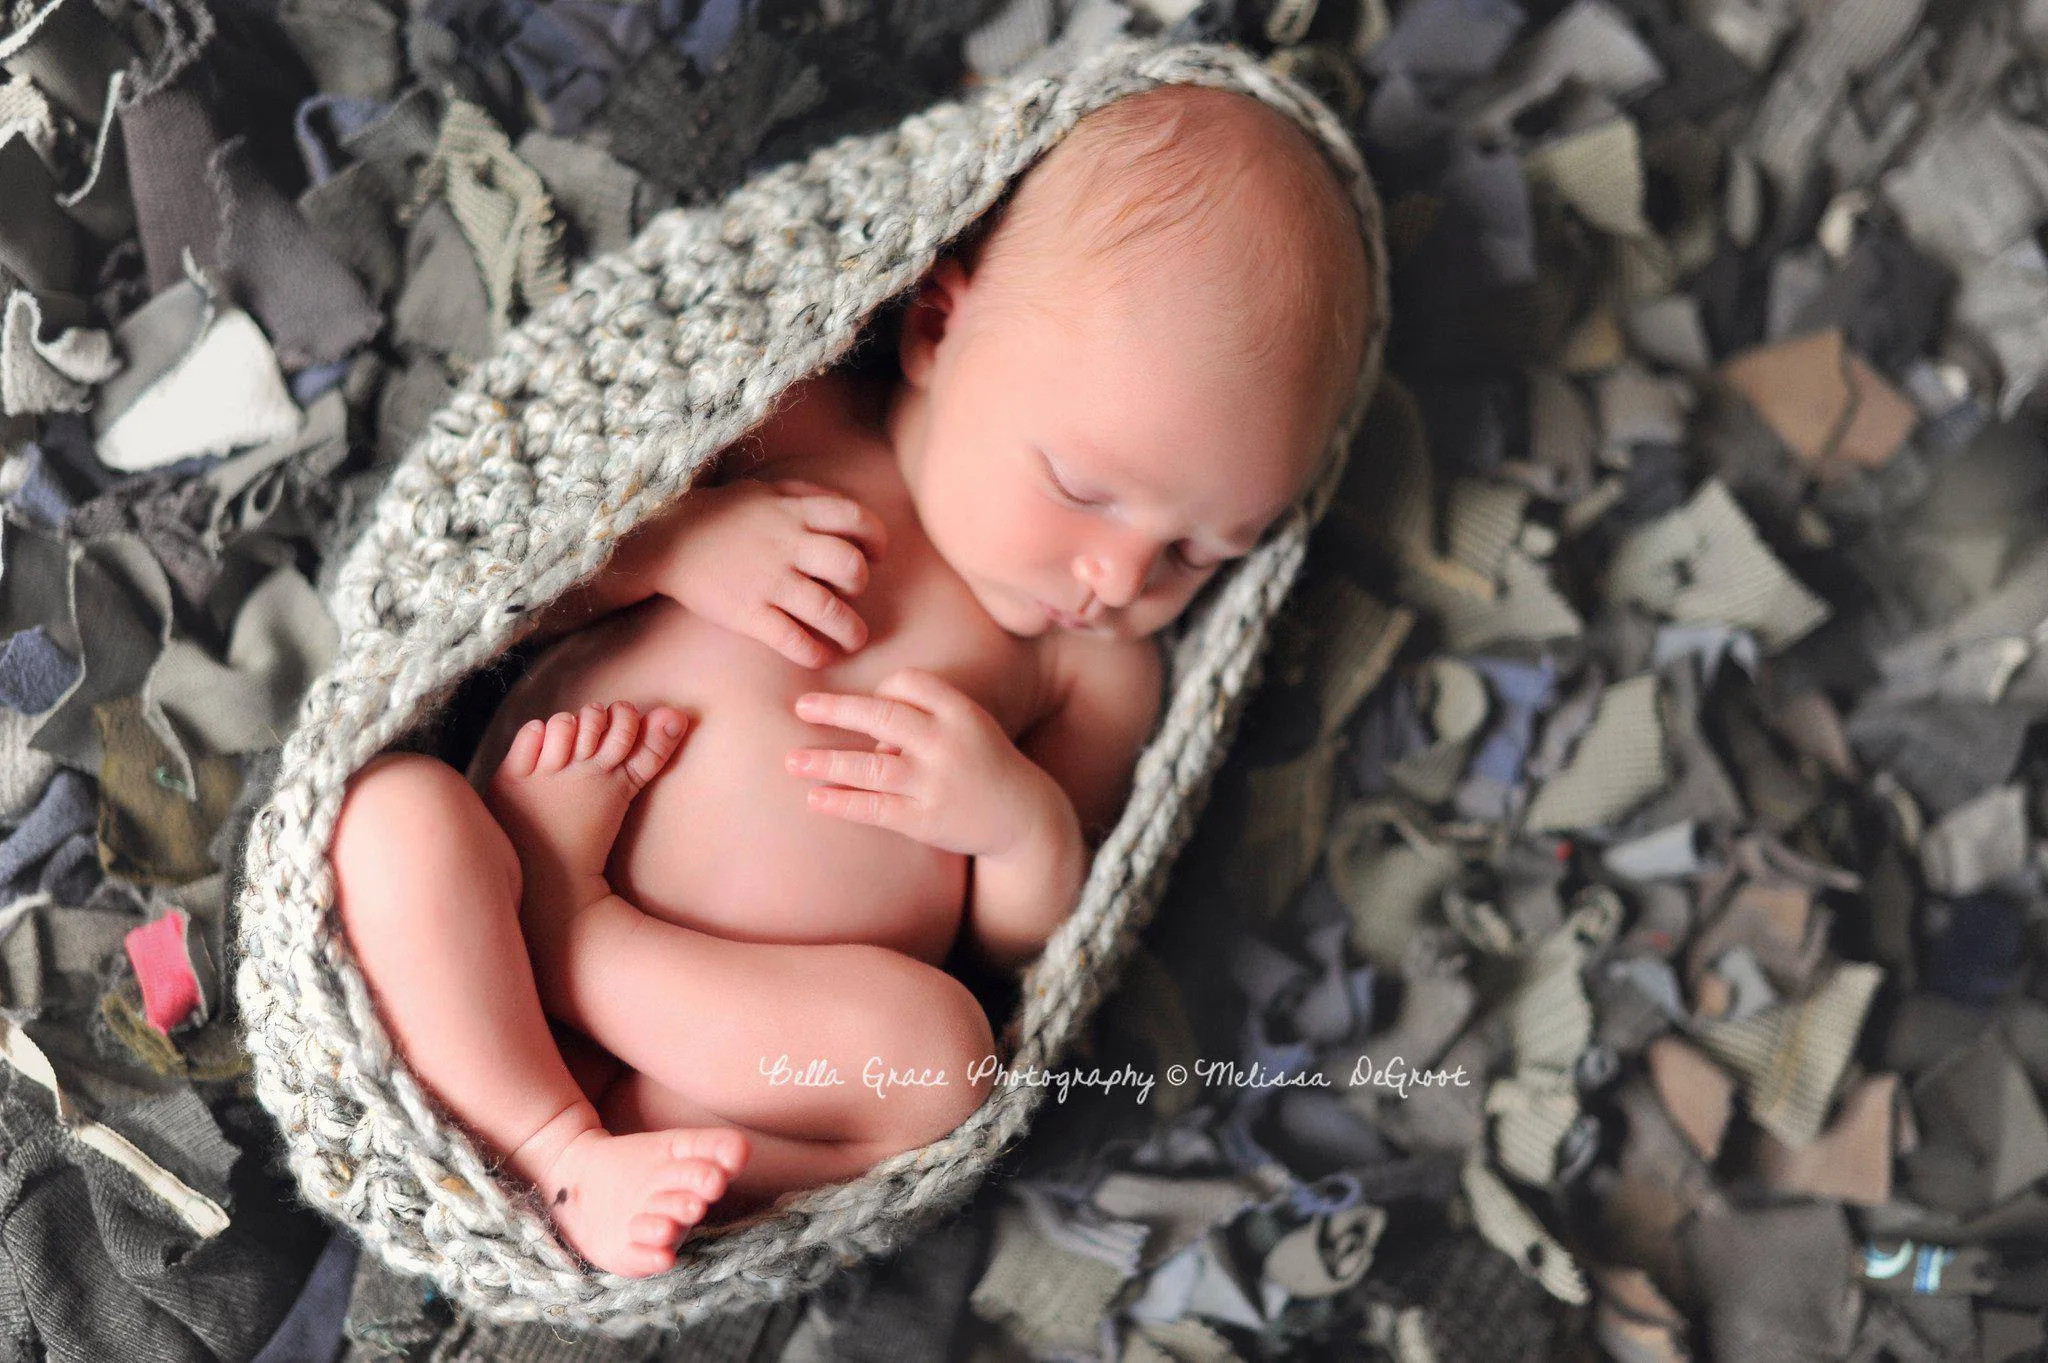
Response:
[1077,548,1157,607]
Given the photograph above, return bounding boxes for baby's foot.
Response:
[487,702,688,910]
[541,1125,750,1277]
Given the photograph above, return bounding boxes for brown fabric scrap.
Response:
[1719,328,1917,476]
[1685,880,1829,998]
[1754,1072,1897,1205]
[1647,1035,1735,1160]
[94,694,241,884]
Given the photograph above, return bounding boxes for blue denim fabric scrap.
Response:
[0,627,80,717]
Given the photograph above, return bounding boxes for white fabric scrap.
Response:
[1597,363,1693,460]
[1523,674,1670,832]
[95,306,301,471]
[1746,0,1925,194]
[963,0,1055,80]
[1920,785,2031,897]
[1882,106,2048,270]
[0,1016,231,1238]
[1525,118,1651,238]
[1462,1156,1589,1304]
[1952,237,2048,417]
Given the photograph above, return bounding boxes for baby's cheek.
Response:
[1145,581,1211,632]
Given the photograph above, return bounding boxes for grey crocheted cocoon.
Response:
[232,37,1391,1332]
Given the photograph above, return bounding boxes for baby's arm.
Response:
[966,639,1165,973]
[517,471,887,665]
[785,644,1161,973]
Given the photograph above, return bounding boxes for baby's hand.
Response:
[664,476,888,668]
[785,668,1071,859]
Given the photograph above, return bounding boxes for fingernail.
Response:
[661,717,681,737]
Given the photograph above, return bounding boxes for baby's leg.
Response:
[529,924,1000,1214]
[330,736,745,1280]
[490,717,998,1215]
[555,980,999,1221]
[596,1064,971,1222]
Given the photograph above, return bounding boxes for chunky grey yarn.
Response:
[232,36,1391,1332]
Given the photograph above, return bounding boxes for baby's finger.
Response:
[792,690,934,748]
[793,493,888,561]
[875,667,969,721]
[748,602,833,669]
[772,572,867,654]
[786,746,914,792]
[793,531,870,597]
[805,784,916,834]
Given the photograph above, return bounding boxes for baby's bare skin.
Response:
[334,373,1092,1277]
[465,376,1062,970]
[484,702,743,1278]
[329,85,1370,1278]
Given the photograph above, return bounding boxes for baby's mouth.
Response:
[1046,604,1091,629]
[1042,598,1115,636]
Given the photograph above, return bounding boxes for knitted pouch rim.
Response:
[232,35,1391,1332]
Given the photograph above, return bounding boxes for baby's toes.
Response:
[613,1230,682,1277]
[621,707,691,789]
[590,703,643,772]
[572,704,613,761]
[500,719,546,779]
[627,1209,694,1250]
[673,1126,749,1178]
[536,710,581,774]
[654,1180,714,1212]
[678,1157,730,1201]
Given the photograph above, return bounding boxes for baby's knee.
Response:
[852,952,999,1143]
[331,753,522,921]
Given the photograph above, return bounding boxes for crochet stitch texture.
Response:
[232,36,1391,1331]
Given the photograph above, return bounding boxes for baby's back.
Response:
[468,373,1056,967]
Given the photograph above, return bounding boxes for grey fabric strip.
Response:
[1604,479,1830,651]
[1523,673,1669,832]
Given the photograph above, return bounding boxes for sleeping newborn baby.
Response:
[328,82,1375,1278]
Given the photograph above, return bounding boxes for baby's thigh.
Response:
[330,752,523,956]
[553,903,996,1144]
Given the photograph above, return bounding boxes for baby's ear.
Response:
[896,256,969,390]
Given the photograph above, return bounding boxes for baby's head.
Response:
[887,82,1377,641]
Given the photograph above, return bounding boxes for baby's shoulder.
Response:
[745,369,888,464]
[1024,631,1166,839]
[1036,630,1166,747]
